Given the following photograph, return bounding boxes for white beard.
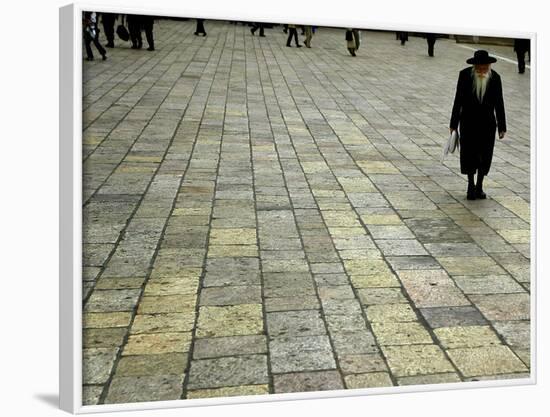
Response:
[472,69,492,101]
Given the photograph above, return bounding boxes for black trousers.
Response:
[516,50,526,73]
[251,22,264,36]
[84,30,106,59]
[127,16,142,48]
[102,14,116,45]
[426,35,436,57]
[141,18,154,48]
[195,19,206,35]
[286,27,299,46]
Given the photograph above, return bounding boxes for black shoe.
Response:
[131,45,138,49]
[86,57,94,61]
[105,43,114,48]
[475,188,487,199]
[102,54,107,60]
[259,34,265,37]
[296,44,302,48]
[286,44,291,47]
[147,47,155,51]
[467,184,476,200]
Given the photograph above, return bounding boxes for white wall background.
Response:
[1,0,546,416]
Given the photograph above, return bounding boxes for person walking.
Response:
[140,15,155,50]
[127,14,142,49]
[304,25,313,48]
[345,28,360,56]
[101,13,117,48]
[399,31,408,45]
[195,19,207,36]
[286,24,302,47]
[449,50,506,200]
[514,38,530,74]
[426,33,437,57]
[250,22,265,37]
[83,12,107,61]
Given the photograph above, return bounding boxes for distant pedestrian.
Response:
[140,15,155,50]
[101,13,117,48]
[449,50,506,200]
[426,33,437,57]
[83,12,107,61]
[345,28,360,56]
[398,31,408,45]
[250,22,265,37]
[304,26,313,48]
[514,38,530,74]
[286,24,302,47]
[127,14,142,49]
[195,19,207,36]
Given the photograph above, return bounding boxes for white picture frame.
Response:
[59,1,537,414]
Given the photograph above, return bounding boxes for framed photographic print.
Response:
[60,1,536,413]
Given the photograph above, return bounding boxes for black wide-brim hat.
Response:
[467,50,497,64]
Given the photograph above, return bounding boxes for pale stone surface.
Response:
[105,375,184,404]
[382,345,455,377]
[350,273,401,288]
[434,326,502,349]
[371,322,433,345]
[357,288,408,305]
[454,275,525,295]
[469,293,530,321]
[116,353,188,377]
[437,256,506,276]
[397,373,461,386]
[137,295,197,314]
[186,355,268,389]
[83,312,132,329]
[123,332,192,356]
[187,384,269,399]
[142,277,199,296]
[193,335,267,359]
[273,371,344,393]
[366,304,418,323]
[339,354,389,374]
[344,372,394,389]
[209,228,257,245]
[447,346,529,377]
[85,289,141,312]
[196,304,264,338]
[83,348,119,384]
[130,312,196,334]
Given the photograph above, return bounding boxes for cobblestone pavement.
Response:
[81,20,531,405]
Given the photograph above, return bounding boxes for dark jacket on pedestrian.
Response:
[450,67,506,176]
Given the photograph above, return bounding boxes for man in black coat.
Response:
[140,15,155,51]
[426,33,437,57]
[450,50,506,200]
[514,38,530,74]
[101,13,117,48]
[127,14,142,49]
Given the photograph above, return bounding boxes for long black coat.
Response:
[450,67,506,176]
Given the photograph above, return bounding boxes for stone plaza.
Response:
[81,19,531,405]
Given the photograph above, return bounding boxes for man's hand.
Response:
[499,131,506,139]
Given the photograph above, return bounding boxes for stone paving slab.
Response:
[81,19,531,405]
